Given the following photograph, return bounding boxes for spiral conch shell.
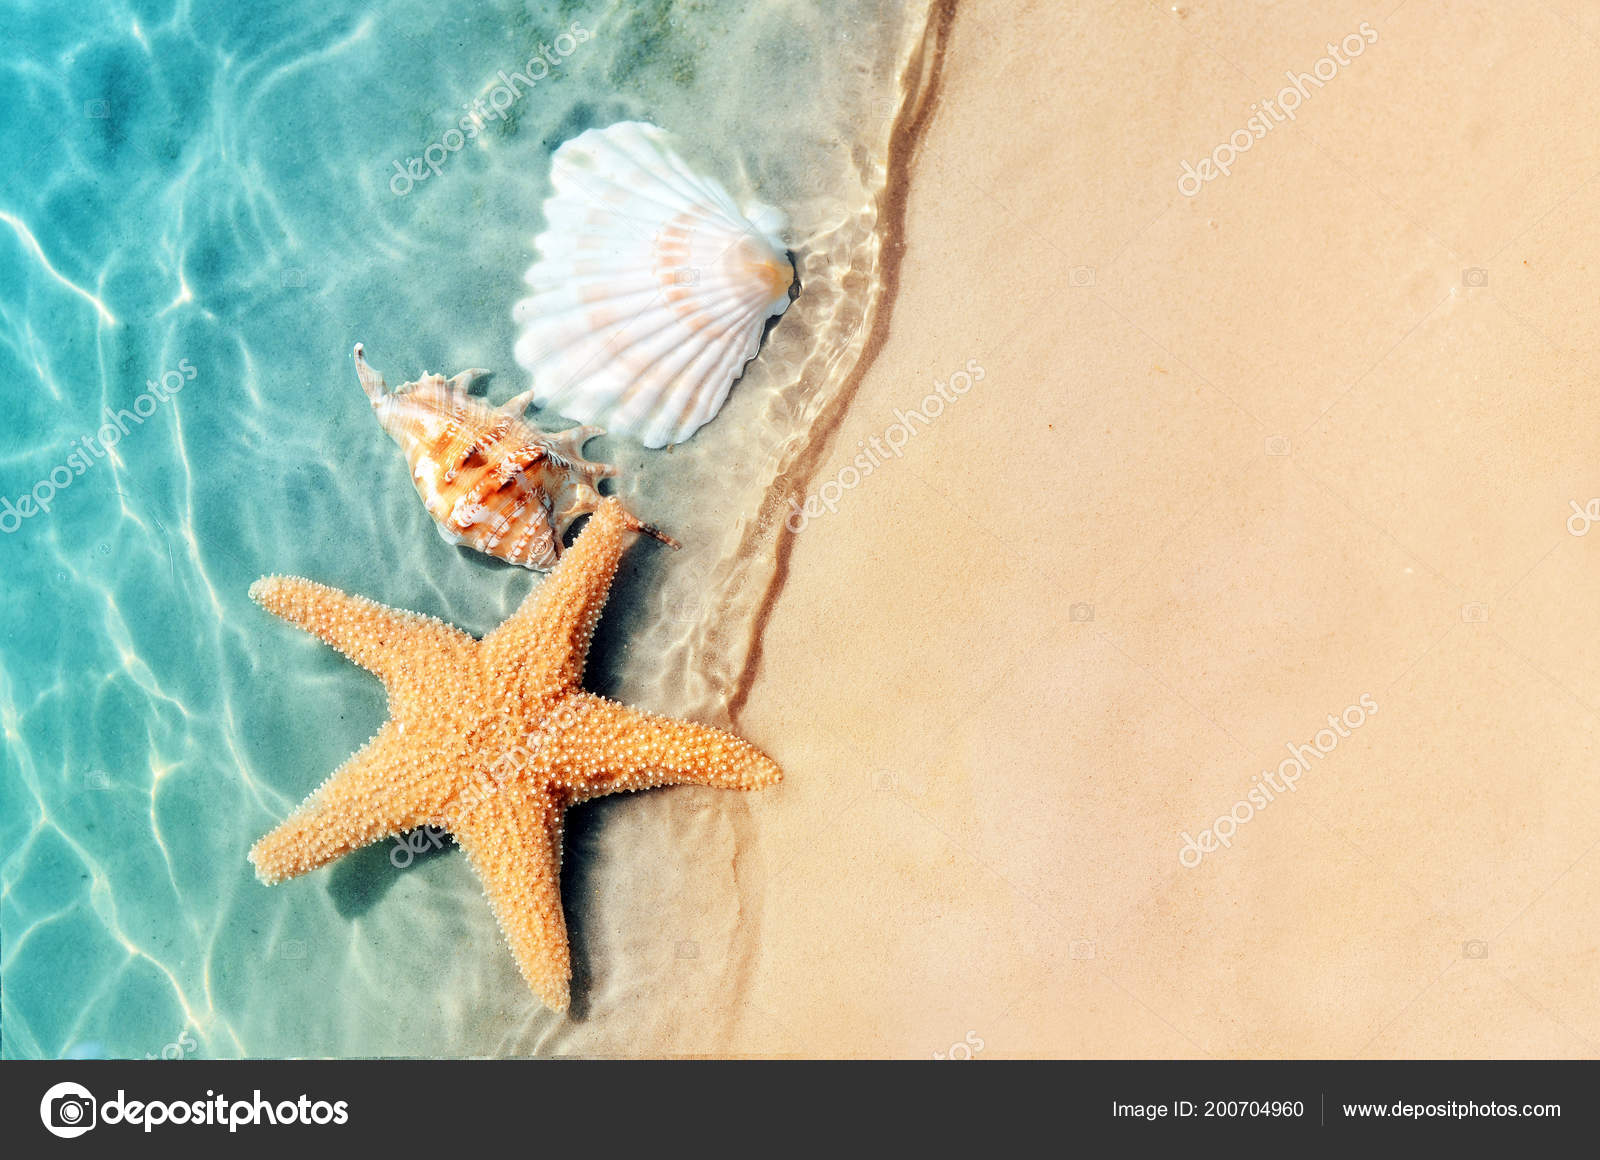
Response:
[354,343,676,571]
[513,121,795,449]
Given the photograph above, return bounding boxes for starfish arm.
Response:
[250,575,474,689]
[249,722,448,883]
[552,692,783,803]
[483,498,631,691]
[452,792,572,1012]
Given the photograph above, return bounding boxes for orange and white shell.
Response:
[354,344,676,571]
[513,121,795,449]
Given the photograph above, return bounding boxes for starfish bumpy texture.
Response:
[247,498,781,1011]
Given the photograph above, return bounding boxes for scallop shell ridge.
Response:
[513,121,795,449]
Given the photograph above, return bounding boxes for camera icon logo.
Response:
[84,99,110,119]
[1264,435,1291,456]
[1462,267,1488,287]
[40,1081,97,1138]
[1068,938,1096,961]
[1069,602,1095,623]
[671,267,700,286]
[1461,602,1489,623]
[1068,265,1096,288]
[1463,939,1489,959]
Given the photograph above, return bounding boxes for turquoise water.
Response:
[0,0,925,1057]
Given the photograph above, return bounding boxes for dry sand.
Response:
[722,0,1600,1057]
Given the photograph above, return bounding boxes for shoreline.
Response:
[727,0,959,723]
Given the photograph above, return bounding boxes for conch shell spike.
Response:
[627,516,681,551]
[448,368,493,394]
[353,342,387,402]
[499,387,541,418]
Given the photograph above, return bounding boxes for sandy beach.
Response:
[724,0,1600,1057]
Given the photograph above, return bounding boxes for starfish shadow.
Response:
[326,828,455,919]
[558,806,604,1021]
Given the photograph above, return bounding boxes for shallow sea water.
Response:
[0,0,930,1057]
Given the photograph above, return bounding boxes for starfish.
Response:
[247,498,781,1011]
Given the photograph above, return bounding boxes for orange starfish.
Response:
[247,498,781,1011]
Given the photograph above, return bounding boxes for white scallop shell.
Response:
[512,121,795,449]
